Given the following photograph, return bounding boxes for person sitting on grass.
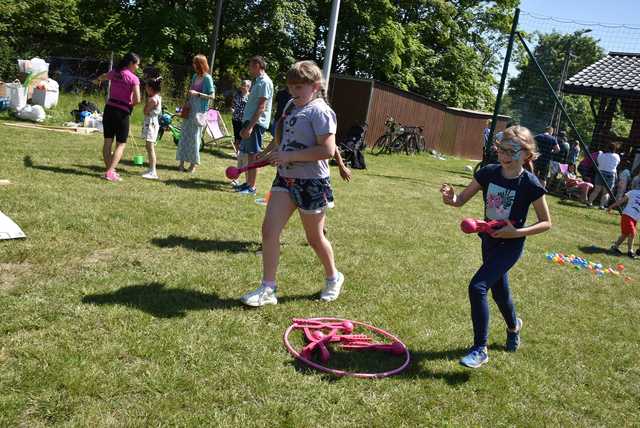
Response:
[561,164,593,204]
[607,182,640,259]
[441,125,552,369]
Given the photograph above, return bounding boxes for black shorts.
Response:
[103,104,131,143]
[232,119,243,141]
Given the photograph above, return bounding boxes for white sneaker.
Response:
[240,285,278,307]
[320,272,344,301]
[142,171,159,180]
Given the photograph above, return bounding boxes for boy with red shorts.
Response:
[608,186,640,258]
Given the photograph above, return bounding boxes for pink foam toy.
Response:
[292,319,354,334]
[225,159,270,180]
[460,218,509,234]
[340,341,406,356]
[284,317,410,378]
[300,327,336,363]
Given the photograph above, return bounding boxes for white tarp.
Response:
[0,211,26,240]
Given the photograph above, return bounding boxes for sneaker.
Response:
[459,347,489,368]
[240,285,278,307]
[320,271,344,301]
[506,318,523,352]
[610,245,623,255]
[628,251,637,260]
[238,187,256,196]
[234,182,249,192]
[636,248,640,257]
[104,170,120,182]
[141,171,159,180]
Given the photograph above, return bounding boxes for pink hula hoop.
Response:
[283,317,410,379]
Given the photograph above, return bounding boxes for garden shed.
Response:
[328,75,509,159]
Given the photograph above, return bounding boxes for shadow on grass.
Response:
[82,282,243,318]
[76,160,184,173]
[151,235,260,253]
[163,177,229,191]
[442,169,474,179]
[283,338,484,385]
[364,172,426,184]
[556,198,589,208]
[24,156,99,178]
[285,347,472,385]
[204,147,236,160]
[578,245,614,255]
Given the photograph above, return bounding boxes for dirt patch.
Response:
[0,263,32,291]
[83,248,116,265]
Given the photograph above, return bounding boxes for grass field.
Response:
[0,95,639,426]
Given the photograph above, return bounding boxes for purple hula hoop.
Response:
[283,317,411,379]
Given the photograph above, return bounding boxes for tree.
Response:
[504,31,605,140]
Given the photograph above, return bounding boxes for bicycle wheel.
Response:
[372,135,391,155]
[405,135,419,155]
[386,135,401,154]
[417,135,425,153]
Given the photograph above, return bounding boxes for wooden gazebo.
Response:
[563,52,640,153]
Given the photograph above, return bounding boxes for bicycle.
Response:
[371,117,425,155]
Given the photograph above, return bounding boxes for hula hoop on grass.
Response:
[283,317,410,379]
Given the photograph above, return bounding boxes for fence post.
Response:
[485,8,520,164]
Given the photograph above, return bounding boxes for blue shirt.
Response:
[474,164,546,241]
[243,72,274,129]
[534,133,558,163]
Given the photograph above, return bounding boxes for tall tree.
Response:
[505,31,605,140]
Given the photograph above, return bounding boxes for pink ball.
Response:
[225,166,240,180]
[460,218,477,233]
[390,341,405,356]
[341,321,354,334]
[312,330,325,341]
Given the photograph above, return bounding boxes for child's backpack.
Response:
[71,100,100,122]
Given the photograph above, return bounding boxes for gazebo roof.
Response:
[563,52,640,98]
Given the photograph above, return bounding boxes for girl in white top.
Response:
[239,60,344,307]
[141,77,162,179]
[588,143,620,209]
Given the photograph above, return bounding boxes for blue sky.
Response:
[519,0,640,26]
[517,0,640,53]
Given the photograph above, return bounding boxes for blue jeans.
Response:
[468,234,523,348]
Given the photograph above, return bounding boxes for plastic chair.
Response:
[202,109,230,149]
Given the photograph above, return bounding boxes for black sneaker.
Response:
[628,251,637,259]
[610,246,623,255]
[635,248,640,257]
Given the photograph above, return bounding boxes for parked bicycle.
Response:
[370,117,425,155]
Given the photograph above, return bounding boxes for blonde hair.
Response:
[286,60,327,102]
[501,125,539,168]
[193,54,210,76]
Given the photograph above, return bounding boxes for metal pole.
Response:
[106,51,113,103]
[210,0,224,68]
[516,31,619,210]
[485,7,520,165]
[550,49,571,131]
[322,0,341,91]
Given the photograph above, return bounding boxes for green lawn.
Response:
[0,97,638,426]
